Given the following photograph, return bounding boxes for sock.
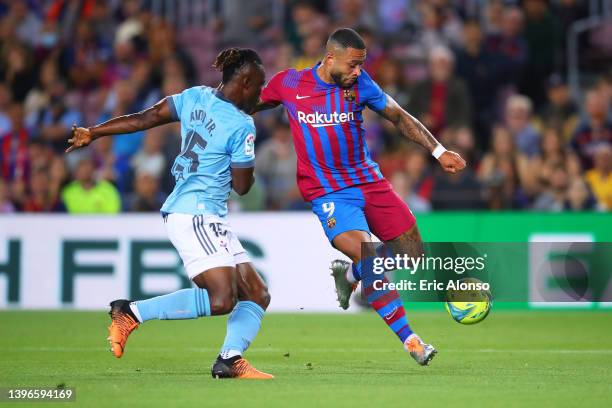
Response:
[347,262,361,283]
[131,288,210,323]
[219,350,242,360]
[219,301,265,357]
[348,244,392,283]
[361,261,413,343]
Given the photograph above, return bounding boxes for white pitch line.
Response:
[1,347,612,354]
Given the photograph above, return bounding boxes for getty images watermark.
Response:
[370,253,490,292]
[359,241,612,303]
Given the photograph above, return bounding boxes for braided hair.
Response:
[212,48,262,83]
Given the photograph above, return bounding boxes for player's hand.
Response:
[438,150,466,174]
[66,124,93,153]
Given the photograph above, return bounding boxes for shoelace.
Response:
[407,338,424,353]
[111,313,138,339]
[232,359,257,376]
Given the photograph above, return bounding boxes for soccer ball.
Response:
[445,278,492,325]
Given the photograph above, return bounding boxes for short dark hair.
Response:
[212,48,262,83]
[327,28,366,50]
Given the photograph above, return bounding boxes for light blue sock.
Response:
[219,301,265,358]
[131,288,210,322]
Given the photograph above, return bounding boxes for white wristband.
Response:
[432,144,447,159]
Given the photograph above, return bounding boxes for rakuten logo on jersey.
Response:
[297,111,355,128]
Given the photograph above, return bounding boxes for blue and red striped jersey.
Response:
[261,63,387,201]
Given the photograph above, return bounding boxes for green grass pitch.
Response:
[1,310,611,407]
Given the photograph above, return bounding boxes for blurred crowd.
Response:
[0,0,611,214]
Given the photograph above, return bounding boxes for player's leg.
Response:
[107,266,233,358]
[212,261,273,379]
[331,230,418,350]
[107,213,236,358]
[208,221,273,379]
[361,180,436,365]
[311,188,369,308]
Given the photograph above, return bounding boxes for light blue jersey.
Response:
[160,86,256,217]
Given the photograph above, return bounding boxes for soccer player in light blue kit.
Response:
[66,48,273,379]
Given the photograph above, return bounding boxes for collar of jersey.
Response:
[211,88,248,117]
[311,62,336,89]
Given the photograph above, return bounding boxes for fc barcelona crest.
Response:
[343,89,356,102]
[327,217,337,229]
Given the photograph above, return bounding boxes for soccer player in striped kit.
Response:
[255,28,466,366]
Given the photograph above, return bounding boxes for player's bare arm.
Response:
[66,98,176,153]
[250,99,279,114]
[231,167,255,195]
[378,95,467,174]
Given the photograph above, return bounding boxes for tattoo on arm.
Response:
[378,95,439,152]
[89,98,175,139]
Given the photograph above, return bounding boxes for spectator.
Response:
[0,43,36,102]
[570,88,612,170]
[7,2,41,46]
[564,178,598,211]
[61,157,121,214]
[430,165,484,210]
[60,20,111,92]
[504,94,541,157]
[48,155,70,204]
[21,166,65,212]
[0,103,29,184]
[431,142,483,210]
[126,170,165,212]
[99,79,144,160]
[536,73,579,141]
[23,59,60,121]
[390,170,431,213]
[29,80,81,154]
[455,19,504,149]
[403,148,434,204]
[333,0,377,32]
[478,127,530,208]
[0,83,12,135]
[585,144,612,210]
[147,20,196,84]
[131,127,166,180]
[0,0,607,214]
[532,165,568,211]
[356,26,386,75]
[485,6,527,87]
[408,45,472,136]
[215,0,273,47]
[292,33,325,71]
[417,0,464,49]
[519,0,562,106]
[255,121,301,210]
[0,179,14,213]
[529,126,581,196]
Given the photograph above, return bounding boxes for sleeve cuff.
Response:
[374,93,388,112]
[230,160,255,168]
[166,96,179,121]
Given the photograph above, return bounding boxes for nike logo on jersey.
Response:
[295,94,312,100]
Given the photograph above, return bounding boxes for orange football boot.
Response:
[107,300,139,358]
[211,357,274,379]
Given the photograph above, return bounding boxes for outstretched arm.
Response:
[377,95,467,174]
[66,98,176,153]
